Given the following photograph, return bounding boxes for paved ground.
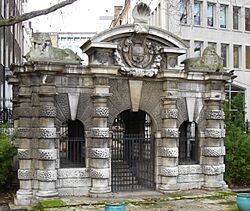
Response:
[26,190,237,211]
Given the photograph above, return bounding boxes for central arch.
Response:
[111,110,155,192]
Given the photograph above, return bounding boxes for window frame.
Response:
[221,43,229,68]
[246,46,250,69]
[233,45,241,69]
[245,8,250,31]
[225,84,245,119]
[178,40,189,65]
[220,4,227,29]
[194,1,202,26]
[194,41,203,57]
[180,0,188,24]
[208,42,216,49]
[233,6,240,30]
[207,2,215,27]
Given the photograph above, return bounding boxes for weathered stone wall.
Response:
[57,168,90,196]
[178,165,204,190]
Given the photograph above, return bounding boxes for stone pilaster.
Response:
[89,77,111,194]
[159,80,179,192]
[202,94,227,189]
[35,73,58,198]
[15,74,34,206]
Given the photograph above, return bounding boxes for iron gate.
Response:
[111,133,155,192]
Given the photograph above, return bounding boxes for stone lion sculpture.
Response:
[25,33,81,64]
[182,46,224,72]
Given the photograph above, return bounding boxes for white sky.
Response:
[27,0,124,32]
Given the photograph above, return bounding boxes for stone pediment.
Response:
[80,2,187,77]
[81,25,187,77]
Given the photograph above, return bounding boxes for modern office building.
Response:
[116,0,250,121]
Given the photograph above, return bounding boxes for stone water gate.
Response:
[10,3,233,206]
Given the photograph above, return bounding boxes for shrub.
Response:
[0,126,17,188]
[224,125,250,186]
[224,92,250,187]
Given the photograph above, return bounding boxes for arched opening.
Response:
[111,110,155,192]
[179,121,199,165]
[59,119,85,168]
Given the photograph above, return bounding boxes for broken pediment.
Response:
[81,28,187,77]
[25,33,81,65]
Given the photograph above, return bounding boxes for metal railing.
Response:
[111,133,155,192]
[60,137,85,168]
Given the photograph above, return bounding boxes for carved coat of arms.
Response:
[114,35,162,77]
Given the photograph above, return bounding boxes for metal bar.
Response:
[111,132,155,191]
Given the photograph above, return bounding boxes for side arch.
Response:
[110,109,155,191]
[59,119,86,168]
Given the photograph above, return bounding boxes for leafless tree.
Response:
[0,0,78,27]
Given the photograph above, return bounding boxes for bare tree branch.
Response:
[0,0,78,27]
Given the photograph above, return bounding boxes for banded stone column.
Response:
[36,72,58,198]
[159,80,179,192]
[15,79,33,205]
[202,97,226,189]
[89,77,111,194]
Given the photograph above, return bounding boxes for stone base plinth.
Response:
[35,190,58,198]
[158,184,179,192]
[14,190,33,206]
[89,186,111,194]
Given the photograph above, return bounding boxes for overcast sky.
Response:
[27,0,124,32]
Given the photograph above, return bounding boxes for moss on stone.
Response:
[30,199,66,211]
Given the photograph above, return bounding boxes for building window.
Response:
[225,84,245,123]
[245,8,250,31]
[233,6,240,30]
[208,42,216,49]
[233,45,241,68]
[246,46,250,69]
[207,3,215,27]
[180,0,188,24]
[178,40,189,65]
[194,1,201,25]
[179,121,199,165]
[59,120,85,168]
[221,43,229,68]
[220,4,227,28]
[194,41,202,57]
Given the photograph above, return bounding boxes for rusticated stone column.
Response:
[35,72,58,198]
[202,91,227,189]
[89,77,111,194]
[15,73,35,206]
[159,80,179,192]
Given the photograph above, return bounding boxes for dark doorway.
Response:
[111,110,155,192]
[59,120,85,168]
[179,121,199,165]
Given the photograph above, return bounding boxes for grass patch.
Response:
[206,192,236,200]
[216,191,236,196]
[218,201,235,206]
[30,199,66,211]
